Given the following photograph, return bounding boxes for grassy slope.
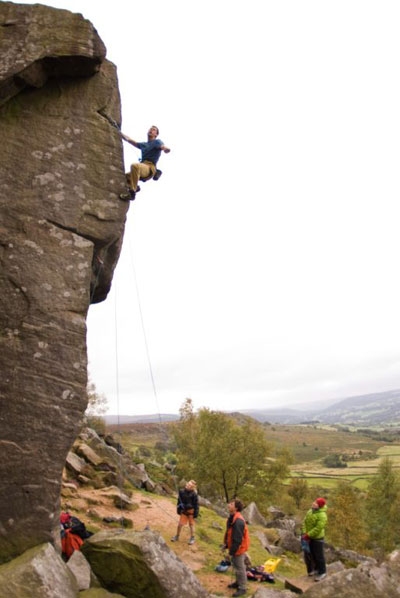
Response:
[67,421,400,595]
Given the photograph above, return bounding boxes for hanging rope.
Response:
[125,232,181,505]
[130,251,162,425]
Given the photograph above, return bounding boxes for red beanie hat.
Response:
[316,497,326,508]
[60,512,71,524]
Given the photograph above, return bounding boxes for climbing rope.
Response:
[127,233,163,427]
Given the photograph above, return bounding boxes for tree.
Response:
[288,478,309,509]
[262,447,292,494]
[328,482,367,551]
[365,457,400,552]
[84,380,108,434]
[170,398,198,479]
[323,454,347,468]
[172,403,277,502]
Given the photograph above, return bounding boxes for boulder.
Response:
[0,3,127,563]
[242,501,267,526]
[76,443,104,467]
[66,549,92,590]
[66,451,88,476]
[267,506,285,520]
[326,545,376,566]
[266,518,296,533]
[81,529,210,598]
[255,530,283,555]
[277,529,302,554]
[79,429,123,469]
[0,543,77,597]
[285,562,345,593]
[302,557,400,598]
[112,493,137,511]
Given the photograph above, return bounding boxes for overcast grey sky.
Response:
[18,0,400,416]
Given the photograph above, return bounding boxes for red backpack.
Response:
[61,528,83,559]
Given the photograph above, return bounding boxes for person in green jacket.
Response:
[301,497,328,581]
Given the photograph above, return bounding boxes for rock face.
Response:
[0,3,128,563]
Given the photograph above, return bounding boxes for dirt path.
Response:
[63,486,236,596]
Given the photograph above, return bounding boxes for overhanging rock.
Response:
[0,3,128,563]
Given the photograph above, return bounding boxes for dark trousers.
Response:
[310,539,326,575]
[303,547,316,574]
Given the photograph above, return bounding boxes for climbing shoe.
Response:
[119,189,136,201]
[188,536,195,545]
[153,169,162,181]
[227,582,238,588]
[232,590,246,597]
[171,535,179,542]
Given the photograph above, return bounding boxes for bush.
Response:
[323,454,347,468]
[85,416,106,436]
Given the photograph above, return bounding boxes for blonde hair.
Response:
[186,480,197,490]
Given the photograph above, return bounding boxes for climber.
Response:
[119,125,171,201]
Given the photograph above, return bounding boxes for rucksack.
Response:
[61,528,83,560]
[69,516,92,539]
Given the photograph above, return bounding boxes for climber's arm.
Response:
[120,132,140,148]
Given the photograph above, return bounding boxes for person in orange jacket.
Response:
[223,498,250,597]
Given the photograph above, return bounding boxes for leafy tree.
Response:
[365,457,400,552]
[328,482,367,551]
[171,398,198,479]
[84,380,108,434]
[256,447,293,505]
[288,478,309,508]
[172,403,276,502]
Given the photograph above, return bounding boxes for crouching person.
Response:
[223,498,250,597]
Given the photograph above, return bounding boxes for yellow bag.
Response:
[263,557,281,573]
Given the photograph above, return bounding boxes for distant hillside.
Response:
[104,413,179,425]
[104,389,400,427]
[239,389,400,426]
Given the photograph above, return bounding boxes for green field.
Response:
[287,431,400,490]
[108,420,400,493]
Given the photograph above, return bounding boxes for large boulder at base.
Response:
[0,543,77,598]
[81,529,210,598]
[302,552,400,598]
[0,3,128,563]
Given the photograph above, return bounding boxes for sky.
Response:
[16,0,400,416]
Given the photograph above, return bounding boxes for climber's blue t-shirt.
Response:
[137,139,163,165]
